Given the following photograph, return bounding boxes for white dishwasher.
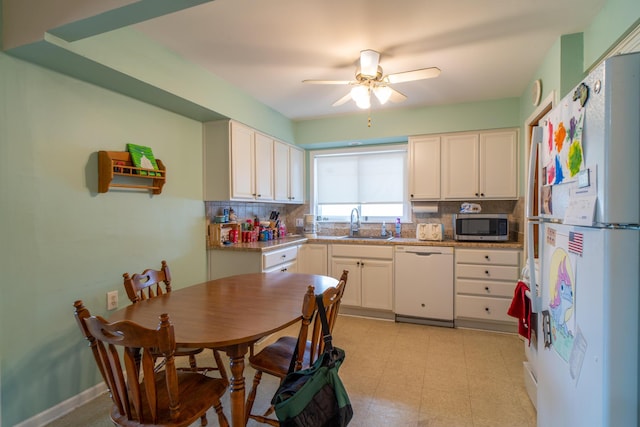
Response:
[394,246,454,327]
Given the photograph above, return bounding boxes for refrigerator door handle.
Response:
[525,126,543,220]
[526,220,542,313]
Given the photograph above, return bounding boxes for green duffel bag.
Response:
[271,295,353,427]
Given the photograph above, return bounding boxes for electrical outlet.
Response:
[295,218,303,227]
[107,291,118,310]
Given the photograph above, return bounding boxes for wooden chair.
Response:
[73,300,229,427]
[123,261,228,381]
[244,271,348,426]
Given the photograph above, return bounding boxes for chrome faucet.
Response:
[349,208,360,237]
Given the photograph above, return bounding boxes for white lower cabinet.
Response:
[208,245,299,280]
[330,245,393,311]
[297,244,328,275]
[454,248,521,330]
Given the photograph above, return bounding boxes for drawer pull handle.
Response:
[484,270,490,275]
[485,255,490,260]
[281,267,287,272]
[484,286,490,292]
[485,307,491,313]
[281,254,287,259]
[421,303,426,307]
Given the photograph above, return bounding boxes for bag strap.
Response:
[286,293,334,374]
[315,294,334,352]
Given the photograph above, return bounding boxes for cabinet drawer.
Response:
[263,246,298,269]
[456,295,515,323]
[455,249,519,266]
[456,279,515,298]
[331,244,393,259]
[456,264,519,281]
[263,260,297,273]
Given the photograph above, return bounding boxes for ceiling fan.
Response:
[303,49,441,109]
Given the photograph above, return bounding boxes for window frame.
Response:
[309,144,410,223]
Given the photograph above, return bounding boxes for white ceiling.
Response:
[134,0,606,121]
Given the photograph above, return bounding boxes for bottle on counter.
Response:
[381,221,387,237]
[395,218,401,237]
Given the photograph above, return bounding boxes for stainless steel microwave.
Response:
[453,213,509,241]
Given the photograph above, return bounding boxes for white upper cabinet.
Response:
[204,120,302,203]
[442,129,518,200]
[289,146,304,203]
[408,135,441,200]
[441,133,480,199]
[274,140,304,204]
[228,121,256,200]
[479,130,518,199]
[253,131,274,201]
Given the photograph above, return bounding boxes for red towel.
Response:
[507,281,532,344]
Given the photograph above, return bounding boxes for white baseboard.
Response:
[14,383,108,427]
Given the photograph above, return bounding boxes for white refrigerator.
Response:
[526,52,639,427]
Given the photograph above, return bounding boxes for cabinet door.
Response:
[289,146,304,203]
[408,136,441,200]
[254,133,274,200]
[230,122,255,200]
[361,259,393,310]
[298,244,327,275]
[331,258,361,307]
[441,133,479,199]
[273,140,290,202]
[479,130,518,198]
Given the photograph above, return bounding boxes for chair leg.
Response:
[245,370,263,425]
[189,354,198,371]
[213,349,229,384]
[199,413,208,426]
[212,400,229,427]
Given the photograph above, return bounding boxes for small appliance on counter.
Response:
[453,213,509,241]
[416,223,444,241]
[303,214,317,238]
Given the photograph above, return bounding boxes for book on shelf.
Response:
[126,143,159,176]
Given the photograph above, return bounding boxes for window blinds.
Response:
[316,150,405,204]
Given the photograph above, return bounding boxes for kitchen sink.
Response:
[337,235,394,241]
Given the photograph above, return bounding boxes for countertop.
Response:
[208,235,523,252]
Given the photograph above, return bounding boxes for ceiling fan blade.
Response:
[388,87,407,103]
[332,92,352,107]
[386,67,441,84]
[302,79,353,85]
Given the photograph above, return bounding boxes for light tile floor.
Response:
[46,315,536,427]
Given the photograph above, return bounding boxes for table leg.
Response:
[226,344,249,427]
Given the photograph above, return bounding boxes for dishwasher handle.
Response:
[406,251,446,256]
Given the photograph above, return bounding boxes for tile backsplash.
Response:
[205,198,524,242]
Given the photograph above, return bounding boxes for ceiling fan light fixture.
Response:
[373,85,392,104]
[360,49,380,78]
[350,85,370,109]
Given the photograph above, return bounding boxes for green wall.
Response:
[0,52,208,426]
[584,0,640,68]
[293,98,521,148]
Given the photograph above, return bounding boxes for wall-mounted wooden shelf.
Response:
[98,151,166,194]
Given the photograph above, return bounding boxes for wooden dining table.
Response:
[107,271,338,427]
